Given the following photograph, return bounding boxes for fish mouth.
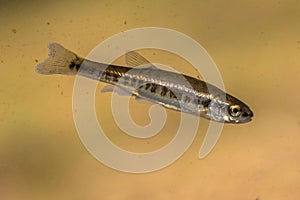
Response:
[242,117,253,123]
[240,109,254,123]
[239,114,254,123]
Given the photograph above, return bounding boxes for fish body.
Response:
[35,43,253,123]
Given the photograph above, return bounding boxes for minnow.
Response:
[35,43,253,123]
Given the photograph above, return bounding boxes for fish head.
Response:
[224,94,254,124]
[203,83,253,124]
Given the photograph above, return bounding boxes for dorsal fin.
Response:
[125,51,157,69]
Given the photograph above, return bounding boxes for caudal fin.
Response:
[35,43,83,75]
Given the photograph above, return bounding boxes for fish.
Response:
[35,43,254,123]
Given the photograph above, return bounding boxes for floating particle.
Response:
[35,59,39,63]
[11,29,17,34]
[46,22,50,25]
[124,20,127,25]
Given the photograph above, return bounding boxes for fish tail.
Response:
[35,43,83,75]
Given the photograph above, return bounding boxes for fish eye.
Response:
[229,105,241,117]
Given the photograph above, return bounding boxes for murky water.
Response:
[1,0,300,199]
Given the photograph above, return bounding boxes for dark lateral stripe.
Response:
[69,61,76,70]
[101,70,121,82]
[184,95,191,103]
[193,97,211,107]
[145,83,151,90]
[161,86,168,96]
[69,59,82,71]
[169,90,177,99]
[140,84,177,99]
[150,84,157,93]
[137,84,181,108]
[112,74,119,81]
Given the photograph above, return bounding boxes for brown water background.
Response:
[0,0,300,199]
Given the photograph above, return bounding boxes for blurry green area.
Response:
[0,0,300,199]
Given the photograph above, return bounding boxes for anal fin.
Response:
[101,85,132,96]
